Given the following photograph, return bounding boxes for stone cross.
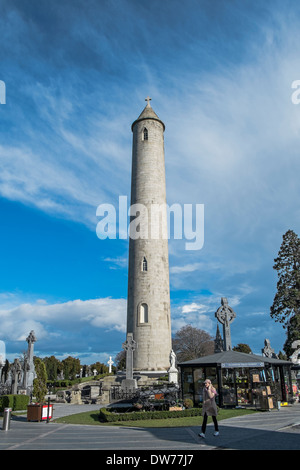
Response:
[26,330,36,361]
[107,356,114,373]
[122,333,137,380]
[145,96,152,106]
[215,298,236,351]
[23,330,37,391]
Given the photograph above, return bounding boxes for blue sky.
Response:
[0,0,300,365]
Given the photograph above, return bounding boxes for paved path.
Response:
[0,403,299,451]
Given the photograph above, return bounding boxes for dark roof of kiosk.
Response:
[178,349,292,367]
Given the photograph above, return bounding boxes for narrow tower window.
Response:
[142,257,148,272]
[143,128,148,141]
[139,303,148,324]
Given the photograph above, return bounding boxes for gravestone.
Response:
[262,338,278,359]
[23,330,37,393]
[107,356,114,373]
[121,333,137,390]
[11,358,22,395]
[215,298,236,351]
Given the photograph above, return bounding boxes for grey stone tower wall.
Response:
[127,106,172,371]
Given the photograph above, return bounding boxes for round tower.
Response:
[127,98,172,372]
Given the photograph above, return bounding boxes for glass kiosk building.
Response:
[179,350,293,409]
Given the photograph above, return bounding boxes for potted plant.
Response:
[27,358,48,421]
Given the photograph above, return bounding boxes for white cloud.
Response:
[170,264,201,274]
[0,296,127,343]
[181,302,206,314]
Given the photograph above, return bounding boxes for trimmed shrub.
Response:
[13,394,30,410]
[0,394,30,412]
[0,395,14,412]
[99,407,202,423]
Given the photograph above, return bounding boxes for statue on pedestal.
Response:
[168,349,178,384]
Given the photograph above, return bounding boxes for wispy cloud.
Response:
[104,257,128,270]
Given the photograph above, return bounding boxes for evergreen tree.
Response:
[270,230,300,354]
[33,357,48,403]
[115,350,126,370]
[233,343,252,354]
[283,314,300,358]
[43,356,62,381]
[90,361,109,375]
[62,356,80,380]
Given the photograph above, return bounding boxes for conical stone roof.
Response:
[131,99,165,131]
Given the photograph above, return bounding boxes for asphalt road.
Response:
[0,402,299,452]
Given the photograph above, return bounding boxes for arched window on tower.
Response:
[139,303,148,324]
[143,128,148,141]
[142,257,147,272]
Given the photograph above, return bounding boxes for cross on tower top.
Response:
[145,96,152,107]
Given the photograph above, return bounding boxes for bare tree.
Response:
[172,324,214,362]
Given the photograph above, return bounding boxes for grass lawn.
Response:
[53,408,258,428]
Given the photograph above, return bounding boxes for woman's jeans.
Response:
[202,413,219,433]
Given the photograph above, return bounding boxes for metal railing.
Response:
[110,383,180,406]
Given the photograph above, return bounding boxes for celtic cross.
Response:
[215,298,236,351]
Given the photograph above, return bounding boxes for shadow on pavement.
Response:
[131,423,300,450]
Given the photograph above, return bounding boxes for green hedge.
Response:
[99,407,202,423]
[0,394,30,412]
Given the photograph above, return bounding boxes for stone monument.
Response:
[23,330,37,393]
[126,98,172,373]
[121,333,137,390]
[107,356,114,373]
[262,338,278,359]
[167,349,178,384]
[290,340,300,365]
[215,298,236,351]
[11,358,22,394]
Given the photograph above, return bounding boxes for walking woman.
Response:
[199,379,219,438]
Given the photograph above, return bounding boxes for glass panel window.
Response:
[193,368,204,405]
[139,303,148,323]
[221,368,236,406]
[182,368,194,402]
